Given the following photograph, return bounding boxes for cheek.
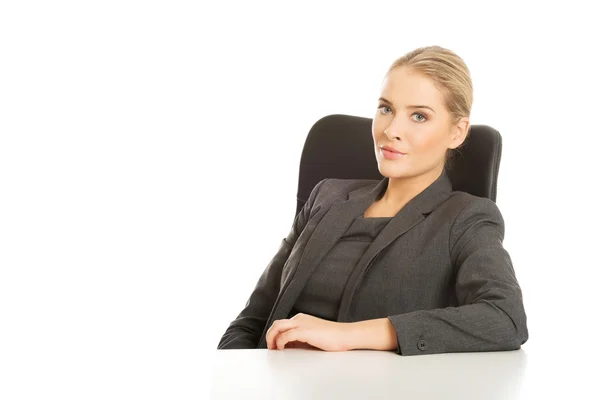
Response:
[372,115,386,134]
[372,121,386,142]
[408,131,446,155]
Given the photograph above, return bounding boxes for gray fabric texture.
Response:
[289,215,391,321]
[217,169,529,356]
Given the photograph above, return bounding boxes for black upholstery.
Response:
[295,114,502,215]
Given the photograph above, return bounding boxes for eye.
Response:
[411,112,427,122]
[377,104,393,115]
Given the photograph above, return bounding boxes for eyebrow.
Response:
[378,97,436,114]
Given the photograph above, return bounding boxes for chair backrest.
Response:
[296,114,503,215]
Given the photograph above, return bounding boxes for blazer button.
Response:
[417,340,428,351]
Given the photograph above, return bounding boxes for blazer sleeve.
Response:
[217,178,329,349]
[387,197,529,356]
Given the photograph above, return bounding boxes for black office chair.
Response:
[295,114,502,215]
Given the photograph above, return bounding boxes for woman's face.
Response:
[372,66,468,180]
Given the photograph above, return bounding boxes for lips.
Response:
[381,145,406,155]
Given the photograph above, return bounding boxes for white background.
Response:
[1,1,599,398]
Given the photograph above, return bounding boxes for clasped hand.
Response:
[265,313,352,351]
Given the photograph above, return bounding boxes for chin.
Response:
[379,160,445,181]
[377,164,413,179]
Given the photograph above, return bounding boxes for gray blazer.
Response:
[217,169,528,356]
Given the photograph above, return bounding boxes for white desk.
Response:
[210,347,595,399]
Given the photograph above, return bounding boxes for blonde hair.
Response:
[388,46,473,166]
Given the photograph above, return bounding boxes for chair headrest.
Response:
[296,114,502,214]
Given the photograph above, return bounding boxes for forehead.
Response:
[380,67,445,107]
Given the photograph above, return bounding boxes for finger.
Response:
[266,320,286,350]
[288,341,318,350]
[266,319,298,350]
[285,341,304,349]
[276,328,309,350]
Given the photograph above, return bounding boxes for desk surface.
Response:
[211,348,595,399]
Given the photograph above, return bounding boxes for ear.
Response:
[448,117,470,150]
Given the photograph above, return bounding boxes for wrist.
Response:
[344,318,398,351]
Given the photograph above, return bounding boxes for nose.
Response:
[384,129,400,141]
[384,125,402,141]
[383,118,404,141]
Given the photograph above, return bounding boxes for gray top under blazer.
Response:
[217,169,529,356]
[289,215,392,321]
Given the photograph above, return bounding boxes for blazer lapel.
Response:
[336,169,453,321]
[258,169,453,347]
[263,178,388,328]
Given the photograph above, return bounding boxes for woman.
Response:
[217,46,528,356]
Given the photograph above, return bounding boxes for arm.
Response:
[347,198,529,355]
[345,318,398,351]
[217,179,328,349]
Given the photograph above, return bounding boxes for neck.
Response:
[379,165,444,210]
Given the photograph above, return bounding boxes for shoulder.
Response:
[446,191,503,218]
[312,178,379,203]
[445,191,505,241]
[321,178,379,195]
